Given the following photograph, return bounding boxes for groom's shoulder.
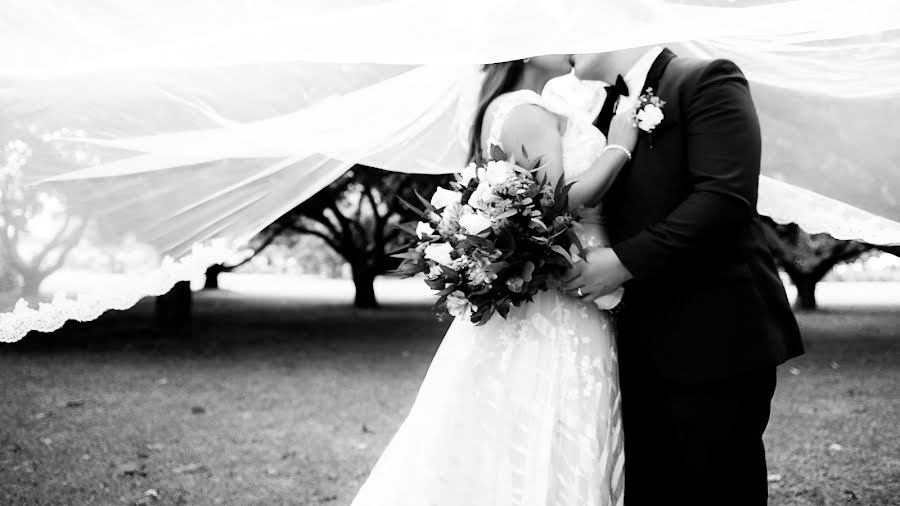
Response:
[669,56,747,87]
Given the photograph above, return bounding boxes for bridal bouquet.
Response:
[394,147,584,325]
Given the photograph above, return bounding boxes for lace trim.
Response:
[0,239,246,343]
[759,176,900,245]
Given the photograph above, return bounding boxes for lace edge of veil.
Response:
[758,176,900,246]
[2,178,898,344]
[0,239,243,343]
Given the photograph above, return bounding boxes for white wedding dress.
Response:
[351,90,624,506]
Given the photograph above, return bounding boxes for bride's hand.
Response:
[607,105,639,152]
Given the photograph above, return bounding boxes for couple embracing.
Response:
[352,46,804,506]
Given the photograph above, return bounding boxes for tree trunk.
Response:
[204,264,227,290]
[19,270,47,299]
[0,267,20,294]
[155,281,193,328]
[791,274,819,311]
[352,270,379,309]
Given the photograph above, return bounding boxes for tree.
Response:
[761,217,873,310]
[203,229,279,290]
[155,280,193,329]
[272,165,447,308]
[0,140,86,300]
[875,245,900,258]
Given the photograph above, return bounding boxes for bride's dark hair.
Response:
[468,60,525,165]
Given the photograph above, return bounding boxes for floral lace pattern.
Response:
[352,290,624,506]
[352,289,624,506]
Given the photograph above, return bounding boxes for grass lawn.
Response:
[1,286,898,505]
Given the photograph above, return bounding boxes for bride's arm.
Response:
[500,105,635,209]
[568,143,632,208]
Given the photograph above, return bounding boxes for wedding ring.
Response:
[577,288,584,297]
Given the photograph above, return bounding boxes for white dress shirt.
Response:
[616,46,664,113]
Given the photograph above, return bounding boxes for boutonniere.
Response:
[632,87,666,148]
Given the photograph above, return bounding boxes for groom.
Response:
[565,47,804,504]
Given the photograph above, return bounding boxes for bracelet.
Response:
[603,144,632,161]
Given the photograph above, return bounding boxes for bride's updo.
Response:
[468,60,526,165]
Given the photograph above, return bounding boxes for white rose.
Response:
[459,163,478,186]
[636,104,664,132]
[430,187,462,209]
[482,160,516,187]
[459,212,493,235]
[415,221,435,239]
[424,242,455,266]
[468,181,495,211]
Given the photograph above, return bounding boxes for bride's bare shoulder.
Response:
[483,91,536,123]
[480,91,566,158]
[501,103,561,138]
[492,91,562,128]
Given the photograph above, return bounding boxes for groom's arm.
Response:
[611,59,760,281]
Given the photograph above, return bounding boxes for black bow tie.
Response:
[607,75,630,100]
[594,75,629,136]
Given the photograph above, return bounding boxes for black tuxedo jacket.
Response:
[598,49,804,381]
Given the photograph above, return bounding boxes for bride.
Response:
[351,55,639,506]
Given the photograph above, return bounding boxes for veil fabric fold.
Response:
[2,0,900,341]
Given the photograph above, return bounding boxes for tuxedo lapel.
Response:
[636,49,677,149]
[643,48,676,97]
[592,49,677,136]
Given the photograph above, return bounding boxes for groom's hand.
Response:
[563,247,633,302]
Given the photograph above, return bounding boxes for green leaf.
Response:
[387,268,415,279]
[425,278,446,290]
[489,144,507,162]
[567,230,586,257]
[550,244,574,264]
[521,261,535,282]
[397,196,432,221]
[433,297,449,312]
[390,261,425,278]
[413,188,435,210]
[437,283,461,297]
[484,261,510,273]
[391,250,425,261]
[495,298,511,319]
[392,221,420,237]
[460,234,493,248]
[552,174,568,202]
[472,306,495,326]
